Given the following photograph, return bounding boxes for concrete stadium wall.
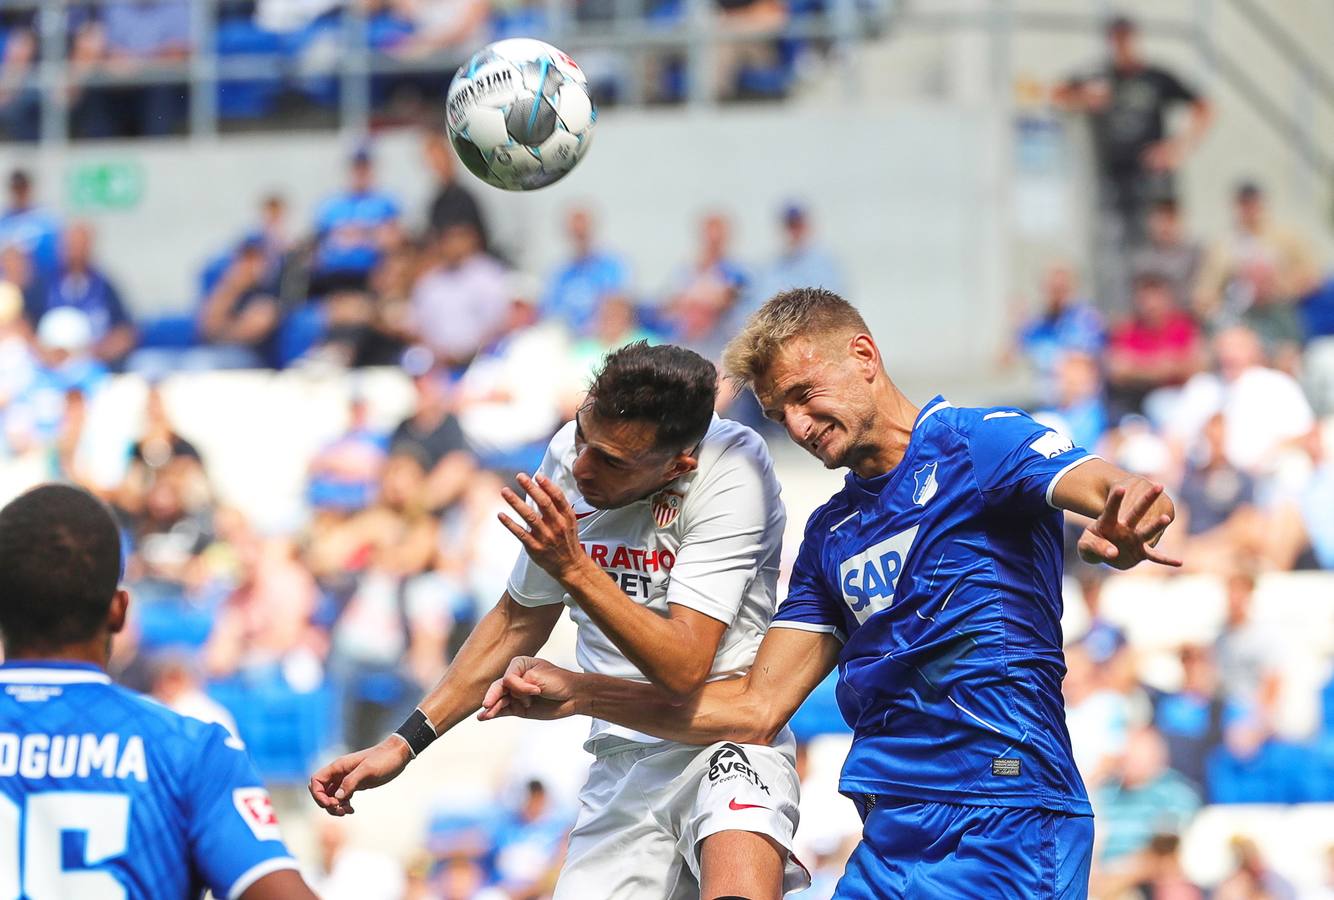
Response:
[0,104,1004,384]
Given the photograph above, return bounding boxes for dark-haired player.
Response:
[0,483,319,900]
[310,341,808,899]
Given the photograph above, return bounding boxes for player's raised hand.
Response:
[478,656,581,722]
[1078,481,1181,570]
[308,737,412,817]
[498,473,589,583]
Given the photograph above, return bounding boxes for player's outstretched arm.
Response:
[480,626,841,746]
[1050,457,1181,570]
[309,592,562,815]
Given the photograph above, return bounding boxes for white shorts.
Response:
[553,730,810,899]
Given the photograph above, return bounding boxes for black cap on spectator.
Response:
[1105,14,1136,35]
[1235,180,1263,201]
[1150,195,1180,215]
[782,202,806,226]
[8,169,30,191]
[351,146,373,167]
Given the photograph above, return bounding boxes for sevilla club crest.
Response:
[651,490,684,528]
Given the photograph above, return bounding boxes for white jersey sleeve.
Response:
[506,426,572,607]
[665,430,784,625]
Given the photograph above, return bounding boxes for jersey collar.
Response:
[846,396,950,497]
[0,660,111,684]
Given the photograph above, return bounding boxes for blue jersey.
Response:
[773,398,1094,815]
[0,661,297,899]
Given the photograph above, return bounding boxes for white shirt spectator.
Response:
[457,320,570,458]
[256,0,340,33]
[1169,365,1314,474]
[410,254,510,363]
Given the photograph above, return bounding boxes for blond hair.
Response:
[722,287,871,386]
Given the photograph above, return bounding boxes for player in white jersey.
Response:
[311,342,809,899]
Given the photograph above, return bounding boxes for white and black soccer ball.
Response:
[445,39,596,191]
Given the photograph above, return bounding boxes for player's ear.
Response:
[107,589,130,635]
[668,452,699,480]
[850,334,879,379]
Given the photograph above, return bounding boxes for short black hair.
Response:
[0,483,122,654]
[1235,180,1263,201]
[586,342,717,453]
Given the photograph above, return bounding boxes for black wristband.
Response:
[393,708,437,759]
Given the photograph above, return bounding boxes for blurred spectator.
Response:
[542,206,630,337]
[488,779,569,896]
[1094,725,1201,863]
[309,148,403,297]
[319,452,451,748]
[0,242,41,318]
[389,354,477,511]
[1034,350,1108,452]
[0,10,39,141]
[1056,15,1212,312]
[366,0,492,62]
[1012,262,1104,404]
[0,169,61,279]
[714,0,791,100]
[6,308,109,455]
[761,202,845,299]
[424,130,488,247]
[146,650,240,738]
[455,275,569,473]
[1213,569,1282,717]
[307,391,390,512]
[29,222,137,368]
[255,0,341,33]
[1148,645,1228,793]
[197,237,282,368]
[437,853,508,900]
[204,533,320,682]
[1269,426,1334,571]
[1131,196,1203,311]
[665,212,749,361]
[307,816,407,900]
[1213,837,1297,900]
[1106,272,1203,418]
[68,0,192,138]
[1196,183,1319,347]
[1063,643,1130,789]
[114,386,206,522]
[1091,832,1204,900]
[564,295,655,412]
[1175,413,1264,573]
[1169,327,1315,479]
[410,221,509,367]
[0,281,35,438]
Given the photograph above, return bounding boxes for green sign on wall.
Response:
[67,162,144,211]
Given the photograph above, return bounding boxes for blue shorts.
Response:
[833,796,1094,899]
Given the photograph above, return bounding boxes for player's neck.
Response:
[849,386,919,479]
[5,636,109,670]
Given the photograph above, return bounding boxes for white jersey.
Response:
[507,415,786,753]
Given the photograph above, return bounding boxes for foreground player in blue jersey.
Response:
[481,288,1181,898]
[0,484,318,900]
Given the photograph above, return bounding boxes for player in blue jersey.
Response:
[480,288,1181,898]
[0,484,319,900]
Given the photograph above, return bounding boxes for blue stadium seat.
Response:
[1301,277,1334,339]
[1206,740,1319,804]
[208,676,337,784]
[275,304,327,367]
[215,19,286,120]
[137,314,200,350]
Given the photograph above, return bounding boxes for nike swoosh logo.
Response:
[729,798,770,811]
[575,510,596,519]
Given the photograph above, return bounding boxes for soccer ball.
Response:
[446,39,597,191]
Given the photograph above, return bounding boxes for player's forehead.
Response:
[754,336,833,402]
[575,409,663,460]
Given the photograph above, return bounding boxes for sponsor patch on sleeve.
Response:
[233,787,283,842]
[1029,431,1074,460]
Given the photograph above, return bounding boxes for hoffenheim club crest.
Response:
[912,462,939,507]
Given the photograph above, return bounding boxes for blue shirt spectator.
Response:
[759,203,845,300]
[1034,351,1109,452]
[543,207,629,335]
[1149,646,1229,792]
[312,150,401,284]
[1016,263,1105,402]
[0,169,60,279]
[1206,710,1316,804]
[101,0,191,58]
[1094,726,1201,862]
[28,222,136,366]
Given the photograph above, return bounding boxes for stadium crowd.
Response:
[0,14,1333,900]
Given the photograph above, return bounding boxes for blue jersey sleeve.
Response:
[771,514,846,642]
[968,410,1095,516]
[185,726,297,899]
